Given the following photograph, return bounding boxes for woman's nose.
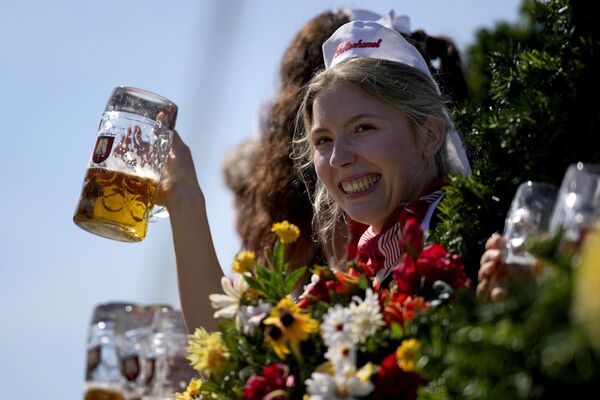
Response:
[329,137,356,168]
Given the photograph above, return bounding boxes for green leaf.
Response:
[358,274,370,290]
[391,321,405,340]
[244,275,266,295]
[285,266,308,293]
[255,263,272,284]
[273,240,284,271]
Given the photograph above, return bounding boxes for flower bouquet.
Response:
[173,220,471,400]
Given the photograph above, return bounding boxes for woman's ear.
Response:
[422,117,445,158]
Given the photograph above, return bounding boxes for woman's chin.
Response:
[344,207,386,230]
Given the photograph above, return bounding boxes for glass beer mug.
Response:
[73,87,177,242]
[84,302,139,400]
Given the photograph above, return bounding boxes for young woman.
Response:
[237,9,469,277]
[160,18,470,332]
[292,20,470,285]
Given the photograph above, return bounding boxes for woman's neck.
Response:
[371,168,440,233]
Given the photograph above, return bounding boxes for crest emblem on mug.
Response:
[92,136,114,163]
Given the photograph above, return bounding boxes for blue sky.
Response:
[0,0,522,397]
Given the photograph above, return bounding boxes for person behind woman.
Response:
[161,13,470,332]
[221,137,259,236]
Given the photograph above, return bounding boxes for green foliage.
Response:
[431,0,600,281]
[245,242,307,302]
[420,2,600,394]
[413,233,600,399]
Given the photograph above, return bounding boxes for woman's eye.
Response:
[313,136,332,146]
[355,124,375,134]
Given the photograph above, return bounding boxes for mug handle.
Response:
[149,205,169,222]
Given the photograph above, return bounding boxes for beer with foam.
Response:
[74,168,158,242]
[73,87,176,242]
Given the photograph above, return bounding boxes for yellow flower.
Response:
[396,338,421,372]
[172,378,203,400]
[186,378,203,396]
[173,392,193,400]
[186,328,229,376]
[271,221,300,244]
[232,250,256,273]
[264,296,319,359]
[574,227,600,353]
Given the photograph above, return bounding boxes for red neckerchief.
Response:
[347,178,448,276]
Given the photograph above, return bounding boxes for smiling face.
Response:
[310,83,436,232]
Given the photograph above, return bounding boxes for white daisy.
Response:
[305,367,374,400]
[208,274,249,320]
[321,304,354,346]
[349,288,385,343]
[345,363,375,397]
[324,342,356,377]
[305,372,337,399]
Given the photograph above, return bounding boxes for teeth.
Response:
[341,176,379,193]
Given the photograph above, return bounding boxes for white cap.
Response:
[322,20,433,84]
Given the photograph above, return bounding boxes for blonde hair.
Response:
[292,58,454,255]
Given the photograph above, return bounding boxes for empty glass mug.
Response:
[503,181,558,265]
[550,162,600,247]
[84,302,139,400]
[73,87,177,242]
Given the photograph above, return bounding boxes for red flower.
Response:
[372,353,420,400]
[298,263,370,308]
[381,290,427,329]
[243,363,295,400]
[298,269,332,308]
[392,253,419,295]
[418,243,471,290]
[353,261,376,278]
[399,218,424,256]
[392,242,471,297]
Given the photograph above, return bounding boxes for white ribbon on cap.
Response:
[380,9,411,35]
[342,8,411,35]
[322,20,471,176]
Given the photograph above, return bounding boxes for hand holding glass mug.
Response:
[478,181,558,301]
[74,87,177,242]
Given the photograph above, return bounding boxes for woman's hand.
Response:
[477,233,540,302]
[476,233,508,301]
[157,131,204,212]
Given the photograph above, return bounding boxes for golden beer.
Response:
[74,168,158,242]
[84,387,126,400]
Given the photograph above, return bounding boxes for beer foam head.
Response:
[94,157,160,181]
[322,20,434,86]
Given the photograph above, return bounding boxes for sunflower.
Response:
[264,296,319,358]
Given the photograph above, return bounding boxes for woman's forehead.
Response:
[312,83,397,124]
